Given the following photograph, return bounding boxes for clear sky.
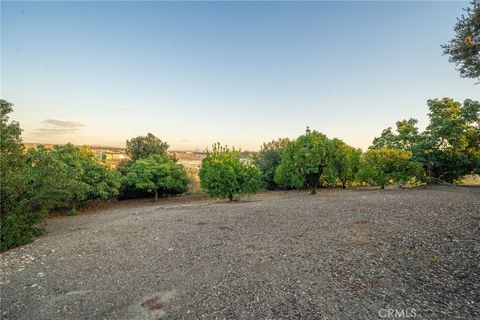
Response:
[1,1,478,151]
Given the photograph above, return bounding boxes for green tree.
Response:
[274,128,332,194]
[358,149,422,189]
[0,101,70,250]
[442,0,480,80]
[371,118,421,151]
[371,98,479,184]
[328,139,362,189]
[254,138,289,189]
[200,143,262,201]
[125,133,169,161]
[123,155,188,201]
[49,144,120,210]
[417,98,480,183]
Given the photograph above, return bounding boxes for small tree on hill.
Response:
[125,133,169,161]
[123,155,188,200]
[199,143,262,201]
[254,138,290,190]
[442,0,480,81]
[274,128,332,194]
[358,149,422,189]
[328,139,362,189]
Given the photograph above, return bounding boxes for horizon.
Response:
[2,1,478,151]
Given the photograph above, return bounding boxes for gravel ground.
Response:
[1,187,479,319]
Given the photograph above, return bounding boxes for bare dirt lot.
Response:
[1,187,479,319]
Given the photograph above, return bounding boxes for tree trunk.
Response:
[311,181,317,194]
[228,193,233,201]
[381,185,385,189]
[154,190,158,201]
[342,182,346,189]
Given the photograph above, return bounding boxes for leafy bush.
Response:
[254,138,289,190]
[357,149,423,188]
[0,101,77,250]
[48,144,121,210]
[274,128,332,194]
[371,98,480,184]
[122,155,189,200]
[200,143,262,200]
[126,133,169,161]
[327,138,362,188]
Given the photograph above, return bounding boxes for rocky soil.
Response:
[1,187,479,319]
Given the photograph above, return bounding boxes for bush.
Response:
[254,138,289,190]
[126,133,169,161]
[357,149,423,188]
[274,128,332,194]
[122,155,189,200]
[48,144,121,210]
[1,100,58,250]
[200,143,262,200]
[327,139,362,189]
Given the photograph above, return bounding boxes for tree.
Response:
[371,118,421,151]
[123,155,188,201]
[328,139,362,189]
[358,149,422,189]
[274,128,332,194]
[253,138,289,189]
[125,133,169,161]
[371,98,480,184]
[49,144,121,210]
[199,143,262,201]
[0,101,68,250]
[416,98,480,183]
[442,0,480,80]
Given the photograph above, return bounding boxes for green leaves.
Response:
[371,98,479,183]
[442,0,480,80]
[358,149,422,188]
[275,129,331,193]
[253,138,289,190]
[200,143,262,200]
[126,133,169,161]
[123,155,189,199]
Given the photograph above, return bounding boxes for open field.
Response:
[1,187,479,319]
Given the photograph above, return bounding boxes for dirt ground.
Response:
[1,187,479,319]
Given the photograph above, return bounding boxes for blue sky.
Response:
[1,1,478,150]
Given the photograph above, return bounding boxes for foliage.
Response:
[371,98,480,184]
[0,99,33,250]
[125,133,169,161]
[274,128,332,194]
[358,149,423,188]
[327,139,362,188]
[253,138,290,189]
[199,143,262,200]
[442,0,480,80]
[123,155,189,200]
[48,144,121,209]
[371,118,421,151]
[0,100,77,250]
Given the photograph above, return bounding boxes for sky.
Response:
[1,1,478,151]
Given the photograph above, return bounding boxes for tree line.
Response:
[1,97,479,250]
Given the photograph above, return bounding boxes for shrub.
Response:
[254,138,289,190]
[274,128,332,194]
[126,133,169,161]
[48,144,121,210]
[200,143,262,200]
[122,155,189,200]
[327,139,362,189]
[357,149,423,188]
[1,100,64,250]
